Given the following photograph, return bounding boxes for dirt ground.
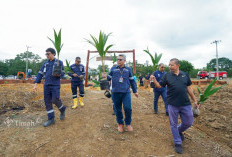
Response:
[0,83,231,157]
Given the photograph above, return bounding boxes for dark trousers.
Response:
[154,90,168,113]
[112,92,132,125]
[71,82,84,99]
[168,105,194,144]
[44,85,66,120]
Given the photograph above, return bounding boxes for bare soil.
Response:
[0,83,231,157]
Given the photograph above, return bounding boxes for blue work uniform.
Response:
[139,75,143,86]
[153,70,168,113]
[107,65,137,125]
[68,64,85,99]
[34,58,66,120]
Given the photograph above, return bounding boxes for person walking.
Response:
[151,58,201,154]
[68,57,85,109]
[104,54,138,132]
[152,63,168,115]
[33,48,66,127]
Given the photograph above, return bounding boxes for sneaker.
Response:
[43,119,55,127]
[118,124,124,133]
[154,110,158,114]
[179,132,185,141]
[126,125,133,132]
[60,110,66,120]
[174,144,183,154]
[166,112,169,116]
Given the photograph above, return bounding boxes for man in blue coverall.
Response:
[104,54,138,132]
[68,57,85,109]
[33,48,66,127]
[153,63,168,116]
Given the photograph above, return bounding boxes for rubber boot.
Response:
[79,97,84,107]
[43,119,55,127]
[72,98,78,109]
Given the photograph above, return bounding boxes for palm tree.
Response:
[85,31,113,73]
[48,29,63,66]
[143,47,162,71]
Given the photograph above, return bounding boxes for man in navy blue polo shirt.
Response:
[151,58,200,154]
[68,57,85,109]
[33,48,66,127]
[105,54,138,133]
[153,63,168,115]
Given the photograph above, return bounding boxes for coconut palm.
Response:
[48,29,63,66]
[193,78,225,117]
[85,31,113,73]
[143,47,162,70]
[112,53,117,64]
[65,59,72,73]
[197,78,224,104]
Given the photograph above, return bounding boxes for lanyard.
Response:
[119,67,125,77]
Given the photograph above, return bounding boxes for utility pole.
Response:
[25,45,31,79]
[211,40,221,80]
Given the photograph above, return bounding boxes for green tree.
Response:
[179,60,194,74]
[0,61,8,76]
[207,57,232,71]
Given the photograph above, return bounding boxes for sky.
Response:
[0,0,232,69]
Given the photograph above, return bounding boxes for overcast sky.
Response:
[0,0,231,69]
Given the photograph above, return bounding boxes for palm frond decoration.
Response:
[85,31,113,72]
[143,47,162,70]
[48,29,64,65]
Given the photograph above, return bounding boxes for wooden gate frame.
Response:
[85,50,136,87]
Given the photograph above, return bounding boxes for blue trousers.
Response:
[154,90,168,112]
[112,92,132,125]
[44,85,66,120]
[71,82,84,99]
[168,105,194,145]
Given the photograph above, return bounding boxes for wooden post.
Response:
[85,50,90,87]
[132,49,136,74]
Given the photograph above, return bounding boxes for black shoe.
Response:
[154,111,158,114]
[112,112,116,115]
[60,110,66,120]
[174,144,183,154]
[179,132,185,141]
[166,112,169,116]
[43,119,55,127]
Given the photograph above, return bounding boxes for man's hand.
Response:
[73,73,78,77]
[79,75,84,80]
[134,92,138,98]
[194,102,201,109]
[33,83,37,92]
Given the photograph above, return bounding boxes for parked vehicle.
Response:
[6,75,15,79]
[197,71,227,80]
[0,75,5,80]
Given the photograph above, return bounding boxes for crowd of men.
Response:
[33,47,200,154]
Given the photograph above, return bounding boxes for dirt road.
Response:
[0,84,231,156]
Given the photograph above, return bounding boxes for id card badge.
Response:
[119,77,123,83]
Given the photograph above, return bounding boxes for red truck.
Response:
[197,71,227,79]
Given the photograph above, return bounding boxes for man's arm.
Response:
[61,61,65,78]
[187,86,200,108]
[150,75,162,88]
[33,63,45,91]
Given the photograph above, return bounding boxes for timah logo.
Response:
[3,117,42,128]
[4,117,14,127]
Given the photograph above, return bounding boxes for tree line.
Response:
[0,52,231,78]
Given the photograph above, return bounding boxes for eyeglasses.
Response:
[161,67,165,68]
[45,53,51,56]
[117,59,124,61]
[76,61,81,63]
